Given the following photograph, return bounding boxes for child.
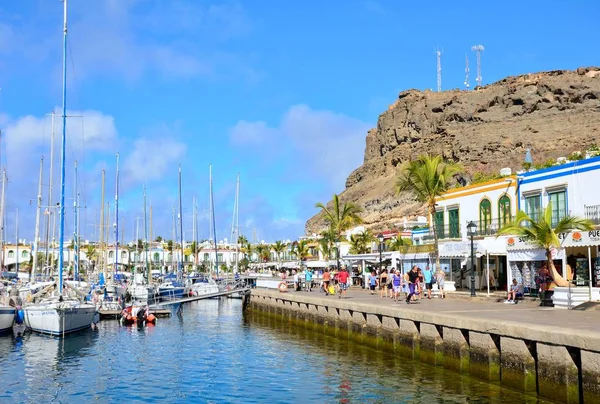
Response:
[369,271,378,295]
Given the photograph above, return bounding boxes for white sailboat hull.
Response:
[129,284,157,305]
[24,300,97,336]
[0,306,16,333]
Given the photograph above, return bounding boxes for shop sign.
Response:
[438,241,484,256]
[559,229,600,247]
[506,236,539,251]
[398,244,436,254]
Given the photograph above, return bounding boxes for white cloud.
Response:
[123,136,187,185]
[229,120,274,145]
[229,104,370,188]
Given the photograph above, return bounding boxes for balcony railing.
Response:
[422,224,462,241]
[471,217,515,236]
[585,204,600,225]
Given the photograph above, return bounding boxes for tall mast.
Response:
[44,111,55,269]
[210,164,219,276]
[171,206,176,272]
[178,164,184,278]
[143,185,149,281]
[0,170,6,271]
[57,0,68,295]
[192,195,197,269]
[235,173,240,273]
[99,169,105,273]
[114,152,119,277]
[105,202,110,264]
[73,160,79,281]
[32,157,44,280]
[15,207,19,273]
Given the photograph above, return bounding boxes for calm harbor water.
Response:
[0,299,553,403]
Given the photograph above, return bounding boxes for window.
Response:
[549,190,567,227]
[153,253,160,262]
[434,210,445,238]
[448,208,460,238]
[134,253,139,262]
[203,253,209,262]
[498,195,511,226]
[108,251,114,258]
[524,194,541,222]
[121,251,127,259]
[217,253,223,263]
[479,199,492,233]
[7,250,14,258]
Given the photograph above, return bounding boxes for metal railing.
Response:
[585,204,600,225]
[472,217,514,235]
[422,224,462,241]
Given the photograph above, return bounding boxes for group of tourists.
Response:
[368,265,446,304]
[292,267,352,299]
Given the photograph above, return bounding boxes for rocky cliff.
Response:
[306,67,600,234]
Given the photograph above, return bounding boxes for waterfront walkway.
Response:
[253,287,600,350]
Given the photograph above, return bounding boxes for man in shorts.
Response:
[322,269,331,295]
[338,266,349,299]
[423,265,433,299]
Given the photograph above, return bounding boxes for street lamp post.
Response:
[377,233,384,273]
[467,221,477,297]
[336,240,341,271]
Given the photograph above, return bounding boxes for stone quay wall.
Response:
[247,289,600,403]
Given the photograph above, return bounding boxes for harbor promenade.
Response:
[248,287,600,403]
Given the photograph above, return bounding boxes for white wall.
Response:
[518,157,600,216]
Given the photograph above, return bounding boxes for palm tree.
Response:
[238,235,248,246]
[315,194,363,240]
[388,235,412,251]
[497,202,594,287]
[84,244,97,262]
[272,241,287,268]
[292,240,310,263]
[396,154,463,272]
[319,228,336,260]
[348,230,374,254]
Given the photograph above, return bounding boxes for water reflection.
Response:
[244,312,551,404]
[0,299,556,403]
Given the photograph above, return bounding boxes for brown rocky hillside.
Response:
[306,67,600,234]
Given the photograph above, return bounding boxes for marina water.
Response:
[1,299,552,403]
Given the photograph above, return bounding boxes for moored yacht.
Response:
[0,304,16,333]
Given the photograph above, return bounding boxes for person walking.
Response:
[338,266,349,299]
[379,269,388,298]
[391,269,402,302]
[423,265,433,299]
[368,271,378,295]
[322,269,331,295]
[406,266,419,304]
[436,267,446,298]
[305,268,313,292]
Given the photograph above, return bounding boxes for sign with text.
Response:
[506,229,600,250]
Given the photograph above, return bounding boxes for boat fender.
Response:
[15,309,24,325]
[278,282,288,293]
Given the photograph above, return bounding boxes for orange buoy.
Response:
[278,282,288,293]
[146,314,156,323]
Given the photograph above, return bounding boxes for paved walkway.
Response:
[266,287,600,338]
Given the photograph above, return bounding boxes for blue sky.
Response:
[0,0,598,245]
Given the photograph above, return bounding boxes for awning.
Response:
[507,248,565,261]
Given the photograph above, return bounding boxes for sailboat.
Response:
[127,185,156,305]
[23,0,97,336]
[0,169,15,333]
[157,165,185,301]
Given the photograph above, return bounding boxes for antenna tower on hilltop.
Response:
[471,45,484,88]
[464,55,470,90]
[435,47,442,92]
